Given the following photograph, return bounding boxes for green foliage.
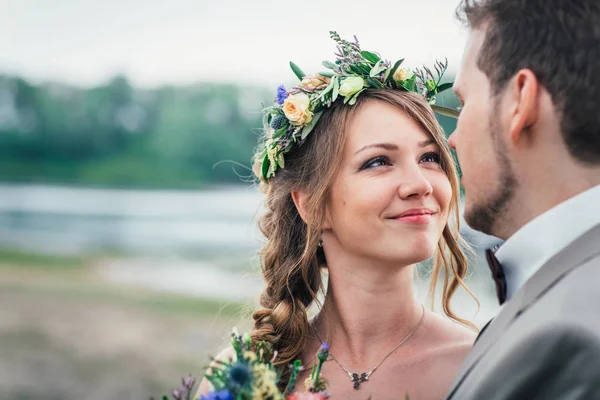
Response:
[0,73,460,187]
[0,248,86,269]
[0,75,271,187]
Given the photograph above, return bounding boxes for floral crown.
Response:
[255,31,458,181]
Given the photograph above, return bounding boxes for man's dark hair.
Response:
[457,0,600,164]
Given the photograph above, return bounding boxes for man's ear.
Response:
[291,190,310,223]
[507,69,540,145]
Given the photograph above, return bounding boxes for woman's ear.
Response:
[293,190,333,229]
[291,190,310,223]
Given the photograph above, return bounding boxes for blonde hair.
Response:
[251,89,477,385]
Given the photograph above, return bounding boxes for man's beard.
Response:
[464,111,518,237]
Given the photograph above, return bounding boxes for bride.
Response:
[198,33,477,400]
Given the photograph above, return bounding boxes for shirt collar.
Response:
[495,184,600,300]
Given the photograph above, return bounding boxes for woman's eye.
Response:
[361,156,390,170]
[421,152,441,164]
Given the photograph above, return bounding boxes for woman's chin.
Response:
[390,238,438,265]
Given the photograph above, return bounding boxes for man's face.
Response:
[448,28,517,238]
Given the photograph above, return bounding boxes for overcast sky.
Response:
[0,0,469,88]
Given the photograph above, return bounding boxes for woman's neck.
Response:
[312,258,423,369]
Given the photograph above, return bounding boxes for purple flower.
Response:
[276,84,288,105]
[182,374,196,390]
[200,390,234,400]
[172,388,185,400]
[317,343,330,361]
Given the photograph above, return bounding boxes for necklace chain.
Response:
[313,305,425,390]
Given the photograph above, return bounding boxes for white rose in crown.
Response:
[339,76,365,98]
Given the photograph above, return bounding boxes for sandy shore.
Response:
[0,258,253,400]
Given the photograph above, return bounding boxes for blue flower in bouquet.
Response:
[276,84,288,105]
[228,363,252,387]
[200,389,234,400]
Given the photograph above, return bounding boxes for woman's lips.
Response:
[391,208,436,224]
[395,213,435,224]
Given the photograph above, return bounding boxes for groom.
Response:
[446,0,600,398]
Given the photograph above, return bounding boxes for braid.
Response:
[250,184,324,389]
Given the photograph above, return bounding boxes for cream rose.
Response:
[393,68,413,82]
[282,92,313,126]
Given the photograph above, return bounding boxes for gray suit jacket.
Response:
[447,224,600,400]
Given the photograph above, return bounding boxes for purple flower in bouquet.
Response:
[171,387,186,400]
[182,374,196,390]
[276,84,288,105]
[317,343,330,362]
[200,389,234,400]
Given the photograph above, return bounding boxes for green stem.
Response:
[313,356,324,386]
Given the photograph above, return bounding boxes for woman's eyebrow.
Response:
[354,142,398,155]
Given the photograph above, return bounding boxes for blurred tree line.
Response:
[0,75,458,188]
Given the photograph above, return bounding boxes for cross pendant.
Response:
[350,372,369,389]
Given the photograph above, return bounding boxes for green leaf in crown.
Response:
[255,31,459,182]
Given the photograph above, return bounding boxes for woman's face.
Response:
[324,100,452,266]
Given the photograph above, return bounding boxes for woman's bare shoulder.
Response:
[421,310,476,368]
[427,310,477,343]
[195,346,237,398]
[406,311,477,397]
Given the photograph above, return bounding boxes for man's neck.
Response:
[496,169,600,240]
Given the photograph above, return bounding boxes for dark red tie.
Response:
[486,246,507,305]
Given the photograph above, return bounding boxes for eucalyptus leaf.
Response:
[318,79,335,99]
[318,70,335,78]
[358,64,371,74]
[361,50,381,64]
[348,89,365,105]
[289,61,305,81]
[431,105,460,118]
[301,110,324,140]
[322,60,337,70]
[349,65,365,75]
[436,82,453,93]
[332,77,340,102]
[369,61,386,78]
[366,77,385,89]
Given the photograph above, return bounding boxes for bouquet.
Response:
[153,330,330,400]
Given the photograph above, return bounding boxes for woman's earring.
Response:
[318,238,323,248]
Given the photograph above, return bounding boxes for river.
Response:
[0,183,501,326]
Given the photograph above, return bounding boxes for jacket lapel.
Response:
[447,223,600,398]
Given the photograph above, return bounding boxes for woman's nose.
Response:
[397,164,433,200]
